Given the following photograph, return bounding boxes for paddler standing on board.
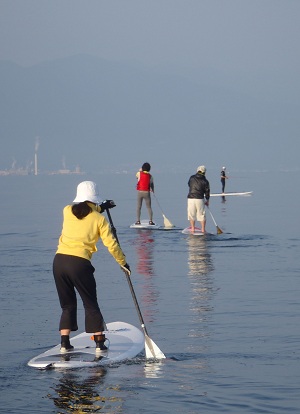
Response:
[221,166,228,193]
[187,165,210,233]
[53,181,131,354]
[135,162,155,225]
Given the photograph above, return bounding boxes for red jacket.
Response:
[137,171,152,191]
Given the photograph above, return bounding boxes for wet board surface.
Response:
[210,191,253,197]
[130,219,176,230]
[181,227,213,236]
[28,322,144,369]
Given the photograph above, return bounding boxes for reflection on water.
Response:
[186,237,215,323]
[144,360,164,379]
[220,196,227,214]
[186,236,215,374]
[135,230,155,277]
[187,237,214,277]
[48,368,124,413]
[134,230,159,324]
[48,361,165,412]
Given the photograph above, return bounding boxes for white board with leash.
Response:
[28,321,144,369]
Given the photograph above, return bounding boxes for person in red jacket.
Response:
[135,162,155,225]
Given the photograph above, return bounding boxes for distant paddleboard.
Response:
[130,220,174,230]
[210,191,253,197]
[28,321,144,369]
[182,226,213,236]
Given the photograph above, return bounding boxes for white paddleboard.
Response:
[182,226,213,236]
[210,191,253,197]
[28,321,144,369]
[130,220,161,230]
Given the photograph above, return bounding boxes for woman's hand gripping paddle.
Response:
[105,209,166,360]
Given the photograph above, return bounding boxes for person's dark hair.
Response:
[142,162,151,172]
[72,202,92,219]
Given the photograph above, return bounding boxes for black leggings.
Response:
[221,178,225,193]
[53,254,105,333]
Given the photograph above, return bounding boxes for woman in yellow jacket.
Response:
[53,181,131,354]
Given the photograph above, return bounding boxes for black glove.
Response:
[100,200,116,212]
[120,263,131,276]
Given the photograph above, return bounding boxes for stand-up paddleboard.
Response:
[182,226,213,236]
[28,322,144,369]
[210,191,253,197]
[130,219,160,229]
[130,220,165,230]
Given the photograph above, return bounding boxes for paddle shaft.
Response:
[153,193,164,214]
[207,207,223,234]
[207,207,217,226]
[153,193,174,227]
[105,209,150,337]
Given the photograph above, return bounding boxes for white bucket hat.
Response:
[197,165,206,173]
[73,181,102,204]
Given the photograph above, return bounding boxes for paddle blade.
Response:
[163,214,175,228]
[207,208,223,234]
[145,335,166,360]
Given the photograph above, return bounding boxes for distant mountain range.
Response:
[0,54,298,173]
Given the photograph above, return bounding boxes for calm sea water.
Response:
[0,170,299,413]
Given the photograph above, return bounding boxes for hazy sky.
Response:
[1,0,299,172]
[1,0,299,75]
